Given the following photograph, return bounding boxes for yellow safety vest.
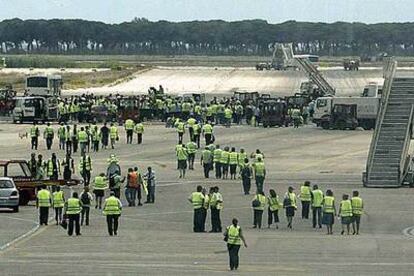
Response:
[191,192,204,209]
[220,151,229,164]
[203,124,213,134]
[79,156,92,172]
[351,197,363,215]
[78,130,88,143]
[227,225,241,245]
[94,176,107,190]
[125,119,135,130]
[311,189,324,207]
[254,162,265,177]
[229,152,238,165]
[66,198,82,214]
[300,186,311,202]
[134,123,144,134]
[268,196,280,211]
[52,191,64,208]
[253,194,266,210]
[110,126,118,139]
[323,196,335,213]
[213,149,222,162]
[103,196,122,215]
[340,200,353,217]
[37,189,51,207]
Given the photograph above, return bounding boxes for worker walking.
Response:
[213,145,222,179]
[52,186,65,225]
[322,189,336,235]
[78,127,88,156]
[80,187,93,226]
[47,153,60,188]
[339,194,353,235]
[210,186,223,232]
[36,185,51,226]
[188,185,205,232]
[311,184,324,228]
[143,166,156,203]
[43,123,54,150]
[176,142,188,178]
[109,123,119,149]
[224,218,247,271]
[103,191,123,236]
[124,118,135,144]
[30,122,40,150]
[134,121,144,144]
[220,146,230,179]
[240,158,252,195]
[252,157,266,193]
[283,187,297,229]
[229,147,238,180]
[299,181,312,219]
[201,146,213,178]
[58,123,66,150]
[202,122,213,145]
[186,140,197,170]
[351,190,364,235]
[93,173,108,209]
[252,191,266,229]
[176,119,185,144]
[64,192,83,236]
[79,154,92,186]
[267,189,281,229]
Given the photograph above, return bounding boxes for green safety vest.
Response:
[229,152,238,165]
[125,119,135,130]
[213,149,222,162]
[66,198,82,214]
[103,196,122,215]
[177,122,185,133]
[311,189,324,207]
[287,192,297,208]
[193,124,200,134]
[37,189,51,207]
[110,126,118,139]
[254,162,265,177]
[202,150,212,164]
[203,124,213,134]
[79,156,92,172]
[351,197,363,215]
[52,191,64,208]
[340,200,353,217]
[220,151,229,164]
[94,176,107,190]
[47,159,59,176]
[238,152,247,166]
[190,192,204,209]
[78,130,88,143]
[300,186,311,202]
[224,108,233,119]
[187,118,196,127]
[268,196,280,211]
[186,142,197,154]
[176,146,188,161]
[323,196,335,213]
[134,123,144,133]
[30,126,39,137]
[45,126,54,137]
[253,194,266,210]
[227,225,241,245]
[58,127,66,139]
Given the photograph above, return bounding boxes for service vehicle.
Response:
[0,177,19,212]
[25,75,62,97]
[12,96,59,123]
[260,99,288,127]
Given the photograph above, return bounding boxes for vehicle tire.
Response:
[321,121,330,130]
[263,123,268,128]
[19,191,30,206]
[12,205,19,212]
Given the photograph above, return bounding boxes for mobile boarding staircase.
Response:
[364,59,414,187]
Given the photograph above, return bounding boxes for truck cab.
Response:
[12,96,59,123]
[260,99,288,127]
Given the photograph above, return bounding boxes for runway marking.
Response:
[122,206,251,218]
[0,215,37,224]
[402,226,414,237]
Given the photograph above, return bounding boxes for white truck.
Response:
[313,83,382,130]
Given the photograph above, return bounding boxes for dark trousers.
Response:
[312,207,322,228]
[203,163,211,178]
[202,208,208,227]
[301,201,310,219]
[81,206,90,225]
[146,185,155,203]
[189,127,194,140]
[194,135,200,148]
[242,178,251,195]
[111,188,121,199]
[253,209,263,228]
[46,137,53,150]
[72,139,78,153]
[66,140,72,155]
[227,244,241,270]
[178,132,183,143]
[106,215,120,235]
[93,141,99,152]
[268,208,279,225]
[193,208,204,232]
[215,162,222,178]
[68,214,80,236]
[255,176,264,193]
[137,133,143,144]
[188,153,195,169]
[126,130,133,144]
[54,207,62,223]
[31,137,38,150]
[205,134,212,145]
[81,170,91,186]
[39,207,49,225]
[210,207,222,232]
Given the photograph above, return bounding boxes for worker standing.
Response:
[176,119,185,144]
[267,189,281,229]
[30,122,40,150]
[134,121,144,144]
[133,167,143,206]
[187,116,196,141]
[79,154,92,186]
[80,187,93,226]
[283,187,297,229]
[109,123,119,149]
[103,191,123,236]
[299,181,312,219]
[252,191,266,229]
[188,185,205,232]
[176,143,188,178]
[78,127,88,156]
[213,145,222,179]
[203,188,212,229]
[224,106,233,128]
[143,166,156,203]
[229,147,239,180]
[43,123,54,150]
[252,157,266,193]
[210,186,223,232]
[311,184,324,229]
[351,190,364,235]
[240,158,252,195]
[93,173,108,209]
[193,122,201,148]
[58,123,66,151]
[47,153,60,182]
[201,146,213,178]
[64,192,83,236]
[202,122,213,145]
[186,140,197,170]
[224,218,247,271]
[322,189,336,235]
[339,194,353,235]
[71,124,78,153]
[36,185,51,226]
[52,186,65,225]
[124,118,135,144]
[220,146,230,180]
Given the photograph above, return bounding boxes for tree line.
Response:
[1,18,414,56]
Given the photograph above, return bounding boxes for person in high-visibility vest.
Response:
[29,122,40,150]
[193,122,201,148]
[176,142,188,178]
[213,145,222,179]
[229,147,239,180]
[186,140,197,170]
[188,185,205,232]
[36,185,51,225]
[43,122,54,150]
[91,125,101,152]
[252,157,266,193]
[252,191,266,229]
[58,123,66,151]
[79,154,92,186]
[311,184,324,229]
[351,190,364,235]
[283,186,297,230]
[78,127,88,156]
[299,181,312,219]
[267,189,281,229]
[109,123,119,149]
[339,194,353,235]
[224,106,233,128]
[322,189,336,235]
[210,186,223,232]
[201,146,213,178]
[64,192,83,236]
[134,122,144,144]
[103,191,123,236]
[187,117,196,141]
[202,122,213,145]
[176,120,185,144]
[93,173,108,209]
[224,218,247,271]
[220,146,230,180]
[52,186,65,225]
[46,153,60,182]
[124,118,135,144]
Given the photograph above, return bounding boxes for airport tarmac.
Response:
[0,123,414,275]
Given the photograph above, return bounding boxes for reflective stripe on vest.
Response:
[324,196,335,213]
[220,151,229,164]
[300,186,311,201]
[66,198,81,214]
[103,196,121,215]
[268,196,280,211]
[340,200,353,217]
[94,176,107,190]
[53,191,64,208]
[38,189,51,207]
[213,149,222,162]
[191,192,204,209]
[254,162,265,176]
[227,225,241,245]
[351,197,363,215]
[311,189,324,207]
[229,152,238,165]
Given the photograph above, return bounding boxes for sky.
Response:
[0,0,413,24]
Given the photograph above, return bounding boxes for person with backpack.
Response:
[64,192,83,236]
[241,158,252,195]
[80,187,93,226]
[223,218,247,271]
[283,186,297,229]
[267,189,281,229]
[251,191,266,229]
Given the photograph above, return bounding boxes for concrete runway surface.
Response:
[0,123,414,275]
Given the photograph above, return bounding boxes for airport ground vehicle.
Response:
[0,86,16,115]
[0,160,81,205]
[260,99,288,127]
[234,92,260,106]
[255,62,271,70]
[0,177,19,212]
[25,75,62,97]
[343,59,360,70]
[117,97,140,123]
[324,104,358,130]
[12,96,59,123]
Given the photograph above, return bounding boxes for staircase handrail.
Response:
[366,59,397,180]
[399,104,414,184]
